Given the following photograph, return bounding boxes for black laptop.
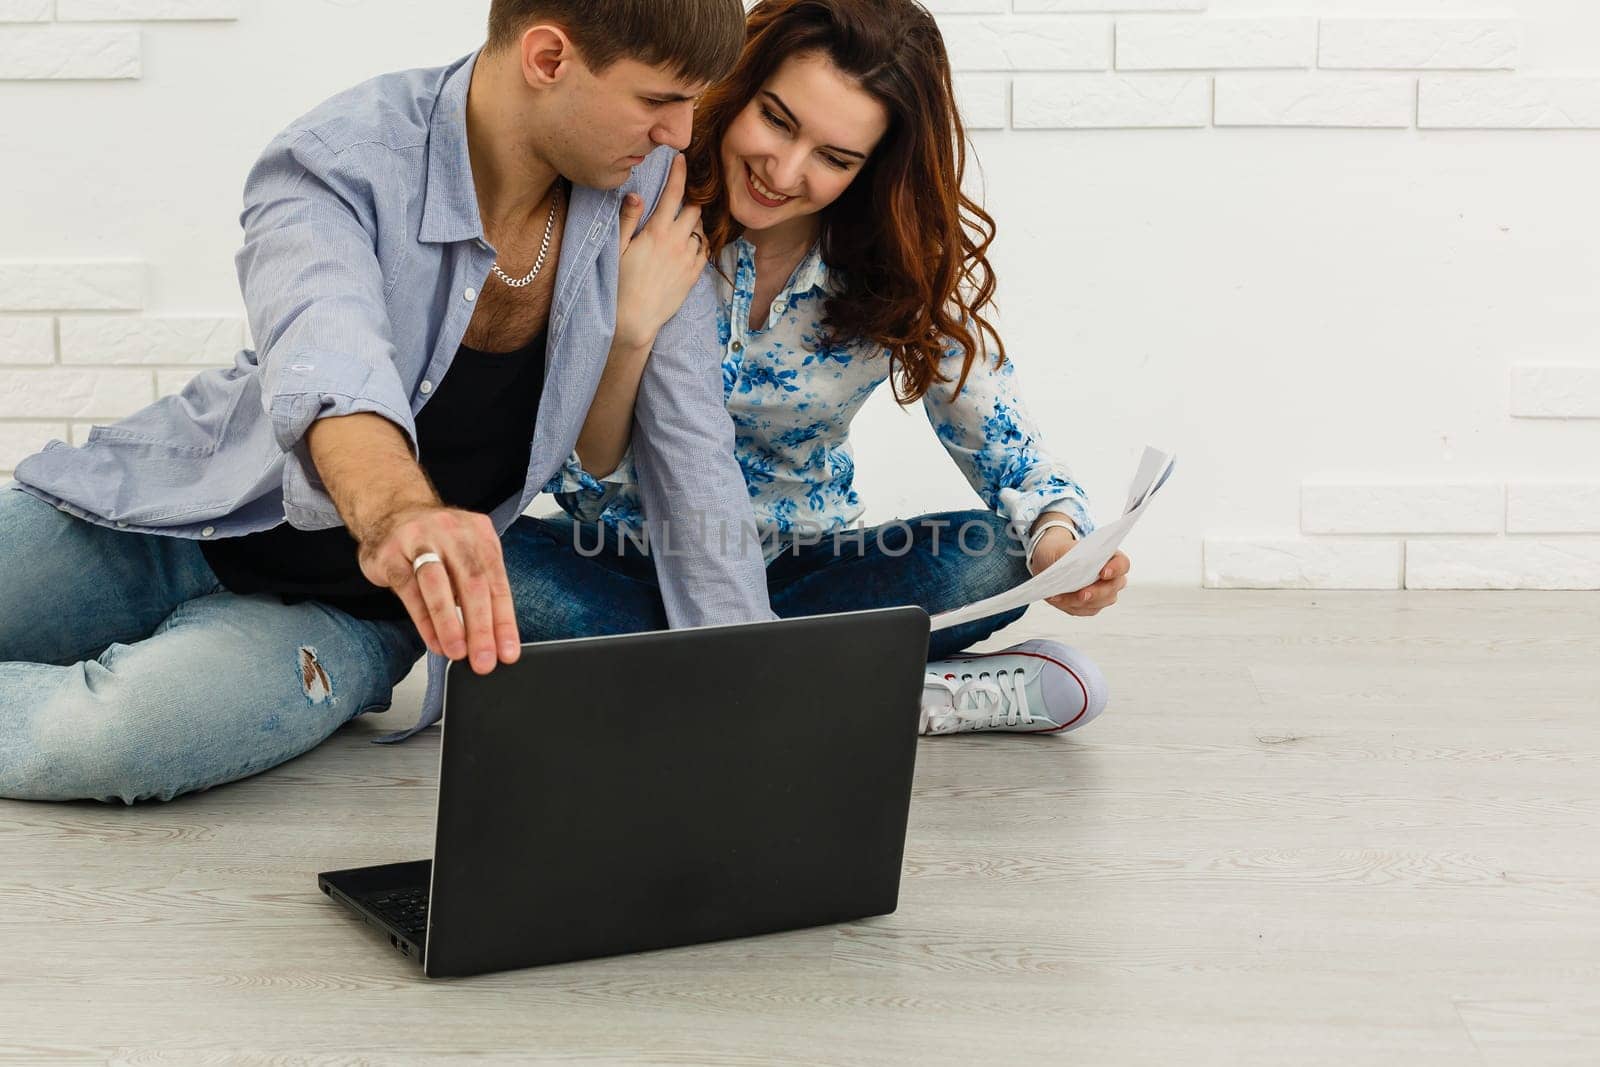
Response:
[318,605,931,978]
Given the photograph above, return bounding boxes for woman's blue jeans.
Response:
[0,485,424,804]
[503,509,1031,660]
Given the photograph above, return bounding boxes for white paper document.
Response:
[929,446,1177,632]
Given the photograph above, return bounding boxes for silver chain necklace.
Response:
[488,182,563,289]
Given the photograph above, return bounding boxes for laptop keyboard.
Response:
[366,886,429,939]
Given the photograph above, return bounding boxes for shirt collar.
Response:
[420,51,486,245]
[732,236,835,298]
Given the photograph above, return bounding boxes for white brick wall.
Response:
[59,316,243,365]
[943,18,1110,72]
[56,0,240,20]
[0,423,68,470]
[1117,18,1315,71]
[1508,484,1600,534]
[0,0,51,22]
[917,9,1600,142]
[1014,74,1209,128]
[0,318,55,364]
[0,263,143,311]
[0,27,138,79]
[954,76,1008,130]
[1017,0,1206,9]
[1420,77,1600,129]
[1407,541,1600,590]
[0,263,242,477]
[0,0,235,80]
[1301,483,1504,535]
[1510,364,1600,418]
[1319,19,1521,71]
[0,369,154,420]
[1215,76,1415,128]
[1204,540,1404,590]
[923,0,1006,13]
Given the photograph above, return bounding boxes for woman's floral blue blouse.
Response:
[551,237,1094,560]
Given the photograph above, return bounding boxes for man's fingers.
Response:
[489,567,521,665]
[415,559,466,660]
[477,532,521,665]
[458,575,497,675]
[361,507,523,669]
[392,577,443,656]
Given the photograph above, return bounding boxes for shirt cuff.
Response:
[999,488,1095,543]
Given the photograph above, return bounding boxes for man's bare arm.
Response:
[306,413,520,674]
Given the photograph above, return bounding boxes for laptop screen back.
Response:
[424,606,930,978]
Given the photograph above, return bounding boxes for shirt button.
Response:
[420,380,434,394]
[731,341,744,353]
[464,287,477,302]
[201,527,216,538]
[772,301,784,316]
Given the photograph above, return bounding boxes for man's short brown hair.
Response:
[487,0,747,85]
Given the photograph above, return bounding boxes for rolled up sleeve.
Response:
[235,130,417,528]
[545,448,634,523]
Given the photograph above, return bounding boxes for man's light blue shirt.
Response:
[14,51,774,737]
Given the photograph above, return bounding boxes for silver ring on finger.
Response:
[411,551,444,575]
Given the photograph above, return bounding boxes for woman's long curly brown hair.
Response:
[684,0,1005,403]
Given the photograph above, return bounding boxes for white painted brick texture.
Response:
[1018,1,1205,10]
[0,0,51,22]
[0,28,139,80]
[1420,77,1600,129]
[1407,540,1600,590]
[922,0,1005,13]
[0,423,68,470]
[59,316,244,365]
[942,18,1110,71]
[1215,76,1415,128]
[954,76,1007,130]
[1013,75,1209,128]
[1510,365,1600,418]
[0,317,55,364]
[1319,19,1521,71]
[1204,540,1403,590]
[56,0,240,20]
[0,369,153,420]
[0,263,143,311]
[1117,18,1314,71]
[1508,484,1600,534]
[1301,483,1503,535]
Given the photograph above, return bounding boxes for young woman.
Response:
[510,0,1131,735]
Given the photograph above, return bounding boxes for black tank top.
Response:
[202,330,548,620]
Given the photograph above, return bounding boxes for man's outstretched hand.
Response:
[307,412,521,676]
[357,503,521,675]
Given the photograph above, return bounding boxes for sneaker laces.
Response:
[920,668,1035,734]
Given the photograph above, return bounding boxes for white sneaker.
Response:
[918,640,1109,736]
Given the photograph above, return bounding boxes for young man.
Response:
[0,0,771,804]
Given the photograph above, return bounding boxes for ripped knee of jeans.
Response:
[297,646,334,705]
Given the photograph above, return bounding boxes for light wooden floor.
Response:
[3,589,1598,1065]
